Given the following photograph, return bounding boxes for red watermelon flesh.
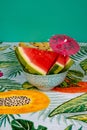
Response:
[65,56,70,63]
[56,54,65,66]
[16,46,58,75]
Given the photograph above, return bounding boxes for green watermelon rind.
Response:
[15,47,46,75]
[15,51,32,73]
[61,58,74,72]
[48,62,64,74]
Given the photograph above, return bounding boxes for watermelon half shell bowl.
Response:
[24,71,67,91]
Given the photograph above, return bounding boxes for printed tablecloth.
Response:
[0,42,87,130]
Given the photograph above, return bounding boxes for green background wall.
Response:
[0,0,87,42]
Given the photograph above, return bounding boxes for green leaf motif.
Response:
[0,79,22,92]
[68,114,87,123]
[64,123,83,130]
[71,44,87,61]
[80,58,87,74]
[11,119,47,130]
[0,51,18,61]
[0,61,18,68]
[64,124,73,130]
[0,50,23,78]
[22,81,38,90]
[0,45,10,51]
[0,42,2,44]
[0,114,20,127]
[60,69,84,87]
[48,93,87,117]
[78,126,83,130]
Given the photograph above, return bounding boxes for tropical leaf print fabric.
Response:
[0,42,87,130]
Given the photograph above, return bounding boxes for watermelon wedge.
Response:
[15,46,58,75]
[48,54,65,74]
[61,55,74,72]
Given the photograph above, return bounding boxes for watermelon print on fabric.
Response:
[15,47,58,75]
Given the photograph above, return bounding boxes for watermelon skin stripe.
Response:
[61,58,74,72]
[16,47,47,75]
[48,63,64,74]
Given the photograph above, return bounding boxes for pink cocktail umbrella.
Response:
[49,35,80,56]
